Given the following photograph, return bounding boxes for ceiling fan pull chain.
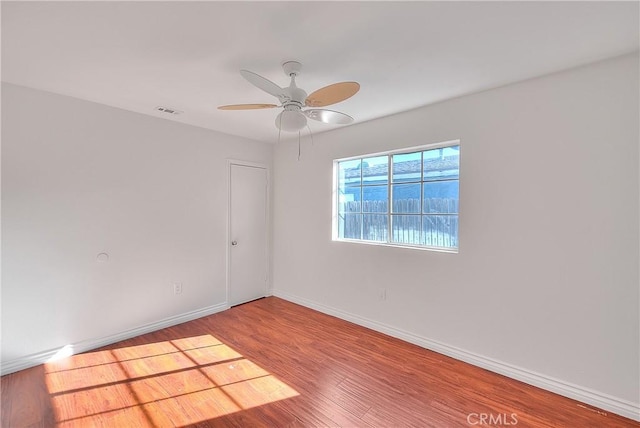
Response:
[298,131,301,161]
[306,124,314,146]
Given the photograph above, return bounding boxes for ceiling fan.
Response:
[218,61,360,133]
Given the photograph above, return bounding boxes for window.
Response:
[335,141,459,251]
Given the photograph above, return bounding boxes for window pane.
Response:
[363,185,388,213]
[423,146,459,181]
[338,159,361,187]
[338,186,361,213]
[392,183,421,213]
[391,215,421,245]
[339,213,362,239]
[422,215,458,248]
[363,214,388,242]
[392,152,422,183]
[423,181,459,214]
[362,156,388,185]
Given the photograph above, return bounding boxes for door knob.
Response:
[231,241,238,246]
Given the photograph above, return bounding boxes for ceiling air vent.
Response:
[155,106,183,115]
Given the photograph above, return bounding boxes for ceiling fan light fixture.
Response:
[275,110,307,132]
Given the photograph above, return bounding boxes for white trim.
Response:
[273,290,640,422]
[226,158,269,170]
[1,302,229,376]
[333,237,458,253]
[226,159,271,306]
[334,138,461,162]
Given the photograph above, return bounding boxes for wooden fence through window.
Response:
[339,199,458,247]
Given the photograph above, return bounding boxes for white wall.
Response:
[273,54,639,415]
[1,83,271,366]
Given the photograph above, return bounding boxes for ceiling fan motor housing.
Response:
[284,86,307,109]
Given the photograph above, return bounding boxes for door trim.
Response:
[226,159,271,307]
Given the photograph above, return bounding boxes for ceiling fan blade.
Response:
[240,70,287,100]
[305,82,360,107]
[218,103,278,110]
[303,109,354,125]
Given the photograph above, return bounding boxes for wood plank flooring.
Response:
[2,297,638,427]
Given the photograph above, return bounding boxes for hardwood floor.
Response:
[2,297,638,427]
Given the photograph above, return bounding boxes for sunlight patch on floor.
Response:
[44,335,299,426]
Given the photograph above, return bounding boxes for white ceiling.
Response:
[2,1,638,143]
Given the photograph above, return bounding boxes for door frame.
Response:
[226,159,271,306]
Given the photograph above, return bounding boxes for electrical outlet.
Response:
[173,282,183,295]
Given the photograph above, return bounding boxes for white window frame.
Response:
[332,139,460,253]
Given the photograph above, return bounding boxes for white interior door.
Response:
[229,163,268,306]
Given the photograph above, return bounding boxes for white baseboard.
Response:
[1,302,229,376]
[273,290,640,422]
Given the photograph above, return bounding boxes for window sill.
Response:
[332,238,458,254]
